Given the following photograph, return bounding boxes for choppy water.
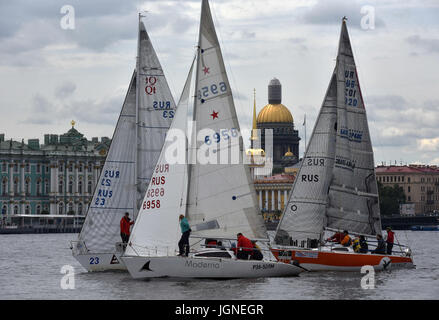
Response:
[1,231,438,300]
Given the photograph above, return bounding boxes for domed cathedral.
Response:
[254,78,300,171]
[247,79,302,222]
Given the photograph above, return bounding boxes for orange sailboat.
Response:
[270,18,414,272]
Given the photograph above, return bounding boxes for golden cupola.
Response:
[256,78,293,124]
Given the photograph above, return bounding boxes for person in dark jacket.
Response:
[178,214,191,257]
[120,212,134,244]
[250,241,264,260]
[359,235,369,253]
[372,234,386,254]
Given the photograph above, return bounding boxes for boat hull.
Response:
[122,255,302,279]
[271,248,415,272]
[73,252,126,272]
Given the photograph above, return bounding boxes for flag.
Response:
[303,114,306,126]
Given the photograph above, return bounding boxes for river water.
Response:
[1,231,438,300]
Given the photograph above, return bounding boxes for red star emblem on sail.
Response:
[203,66,210,75]
[210,111,219,120]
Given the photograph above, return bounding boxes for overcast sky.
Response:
[1,0,438,165]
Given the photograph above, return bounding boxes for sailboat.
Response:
[270,18,415,271]
[71,18,176,272]
[121,0,303,279]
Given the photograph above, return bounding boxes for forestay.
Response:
[186,0,266,240]
[125,59,195,257]
[274,19,381,248]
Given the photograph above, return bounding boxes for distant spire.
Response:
[71,120,76,128]
[251,88,258,141]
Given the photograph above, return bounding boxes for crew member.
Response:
[326,232,344,244]
[236,233,254,260]
[178,214,191,257]
[359,235,369,253]
[372,234,386,254]
[385,227,395,255]
[340,230,352,247]
[251,241,264,261]
[120,212,134,244]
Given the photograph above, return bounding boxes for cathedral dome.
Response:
[257,103,294,123]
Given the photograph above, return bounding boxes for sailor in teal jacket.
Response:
[178,215,191,256]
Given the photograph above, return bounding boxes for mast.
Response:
[184,0,204,219]
[134,13,141,220]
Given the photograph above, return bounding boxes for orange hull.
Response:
[271,248,415,271]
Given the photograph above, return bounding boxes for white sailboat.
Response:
[71,18,176,272]
[270,18,414,271]
[121,0,303,279]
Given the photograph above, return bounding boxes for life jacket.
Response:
[341,235,352,247]
[352,238,360,252]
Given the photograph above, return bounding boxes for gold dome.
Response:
[257,104,293,124]
[284,147,293,157]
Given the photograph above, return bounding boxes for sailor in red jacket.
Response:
[120,212,134,244]
[386,227,395,255]
[235,233,254,260]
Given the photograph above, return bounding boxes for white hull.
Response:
[122,255,302,279]
[73,252,126,272]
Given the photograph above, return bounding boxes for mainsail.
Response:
[136,21,177,215]
[77,20,175,253]
[275,19,381,248]
[125,59,195,257]
[78,71,137,252]
[185,0,266,240]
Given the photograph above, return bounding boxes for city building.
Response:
[256,78,300,171]
[247,79,301,218]
[376,164,439,215]
[0,121,110,225]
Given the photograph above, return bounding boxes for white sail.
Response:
[186,0,266,240]
[326,20,381,235]
[77,21,175,254]
[136,21,177,215]
[275,19,381,247]
[125,59,195,257]
[78,71,137,252]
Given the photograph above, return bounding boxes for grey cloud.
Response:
[406,35,439,54]
[22,94,59,125]
[55,82,77,99]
